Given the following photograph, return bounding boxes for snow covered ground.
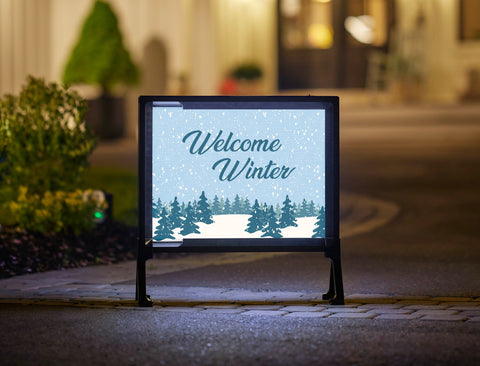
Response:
[153,214,317,242]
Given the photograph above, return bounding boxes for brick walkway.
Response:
[1,289,479,322]
[1,253,479,322]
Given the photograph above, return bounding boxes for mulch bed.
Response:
[0,222,138,278]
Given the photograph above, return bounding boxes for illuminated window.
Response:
[460,0,480,41]
[344,0,387,46]
[280,0,333,49]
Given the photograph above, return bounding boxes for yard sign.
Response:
[137,96,343,306]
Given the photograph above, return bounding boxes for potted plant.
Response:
[220,63,264,95]
[63,0,139,138]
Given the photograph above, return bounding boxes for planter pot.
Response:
[236,79,264,95]
[389,78,421,103]
[85,95,126,139]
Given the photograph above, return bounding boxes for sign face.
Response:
[138,96,344,306]
[140,96,339,248]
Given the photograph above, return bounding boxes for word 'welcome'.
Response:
[182,130,296,182]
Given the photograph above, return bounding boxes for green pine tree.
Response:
[180,202,186,217]
[279,195,297,228]
[152,197,162,218]
[180,202,200,236]
[197,191,213,224]
[153,207,174,241]
[219,197,225,214]
[275,203,281,219]
[192,200,199,221]
[298,199,309,217]
[261,205,282,238]
[245,199,264,233]
[232,194,243,214]
[223,198,231,214]
[313,206,326,238]
[169,197,183,228]
[212,195,221,215]
[243,198,251,214]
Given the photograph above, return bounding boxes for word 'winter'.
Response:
[182,129,296,181]
[212,158,295,181]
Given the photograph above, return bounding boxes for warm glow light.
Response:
[314,0,331,3]
[308,23,333,49]
[281,0,301,17]
[344,15,375,44]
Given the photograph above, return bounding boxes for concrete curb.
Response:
[1,295,479,322]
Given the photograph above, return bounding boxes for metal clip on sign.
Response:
[136,96,343,306]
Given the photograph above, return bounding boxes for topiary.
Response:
[231,63,263,81]
[62,0,139,95]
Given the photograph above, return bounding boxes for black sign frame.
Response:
[137,96,343,306]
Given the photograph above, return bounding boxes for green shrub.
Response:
[9,187,106,235]
[231,63,263,80]
[0,76,99,233]
[0,76,97,195]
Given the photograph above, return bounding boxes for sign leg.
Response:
[322,263,336,301]
[330,254,344,305]
[323,238,344,305]
[136,254,153,307]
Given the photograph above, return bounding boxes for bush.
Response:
[0,76,97,196]
[231,63,263,80]
[9,187,106,235]
[0,76,99,233]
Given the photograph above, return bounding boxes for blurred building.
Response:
[1,0,479,137]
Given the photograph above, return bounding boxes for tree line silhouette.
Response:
[153,194,323,219]
[152,192,325,240]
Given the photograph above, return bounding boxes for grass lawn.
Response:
[81,166,138,226]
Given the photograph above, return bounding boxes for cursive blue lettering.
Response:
[183,130,282,154]
[213,158,295,181]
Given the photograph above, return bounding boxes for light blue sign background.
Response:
[152,107,325,207]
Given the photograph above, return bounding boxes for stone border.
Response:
[1,295,479,323]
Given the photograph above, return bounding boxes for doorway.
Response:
[278,0,394,89]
